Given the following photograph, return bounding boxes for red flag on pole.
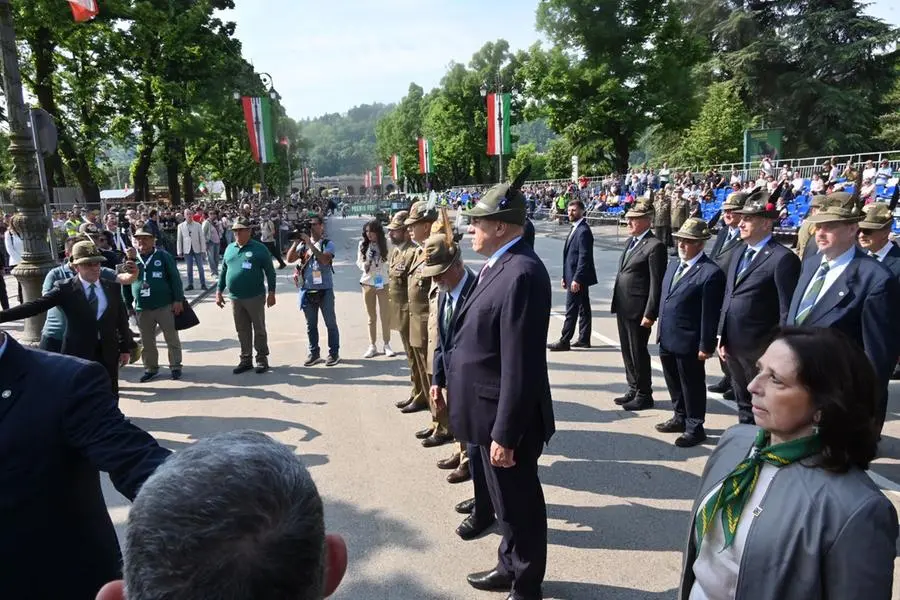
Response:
[67,0,99,22]
[377,165,383,186]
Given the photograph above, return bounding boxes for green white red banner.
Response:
[68,0,99,22]
[418,138,432,174]
[391,154,401,180]
[486,93,511,156]
[241,96,276,164]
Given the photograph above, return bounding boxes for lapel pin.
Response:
[838,291,845,297]
[2,390,11,399]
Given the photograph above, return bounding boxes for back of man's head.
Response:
[118,430,343,600]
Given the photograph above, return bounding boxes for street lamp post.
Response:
[234,72,279,200]
[480,70,504,184]
[0,0,56,343]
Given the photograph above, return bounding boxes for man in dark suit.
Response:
[785,194,900,432]
[718,191,800,424]
[611,200,667,411]
[549,199,597,351]
[655,219,725,447]
[425,235,493,541]
[449,176,554,600]
[0,329,170,600]
[0,241,132,395]
[706,191,747,399]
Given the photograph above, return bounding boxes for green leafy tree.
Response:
[543,137,575,180]
[678,82,751,165]
[506,143,547,181]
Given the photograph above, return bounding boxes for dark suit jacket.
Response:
[432,267,477,390]
[447,240,555,449]
[785,249,900,386]
[523,218,535,249]
[0,335,170,599]
[611,231,667,321]
[658,254,725,356]
[0,277,130,366]
[875,243,900,280]
[719,239,800,354]
[709,226,743,273]
[563,220,597,287]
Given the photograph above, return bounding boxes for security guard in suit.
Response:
[655,218,725,448]
[387,211,424,411]
[401,202,438,416]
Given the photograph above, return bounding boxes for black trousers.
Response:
[263,241,285,268]
[560,287,591,344]
[0,273,8,310]
[616,315,653,399]
[39,336,63,353]
[715,357,732,388]
[660,350,707,435]
[479,439,547,598]
[653,225,672,248]
[467,443,494,522]
[726,351,757,425]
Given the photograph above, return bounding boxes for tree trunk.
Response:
[224,181,233,204]
[612,131,630,175]
[165,137,182,207]
[183,168,195,206]
[132,138,154,205]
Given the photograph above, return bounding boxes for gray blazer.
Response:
[679,425,898,600]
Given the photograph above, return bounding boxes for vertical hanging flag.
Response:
[302,167,310,190]
[486,93,512,156]
[418,138,432,174]
[241,96,276,164]
[68,0,99,22]
[376,165,383,186]
[391,154,401,180]
[364,171,372,189]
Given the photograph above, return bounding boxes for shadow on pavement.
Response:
[541,459,700,501]
[544,429,711,463]
[548,502,689,552]
[130,414,322,444]
[543,581,677,600]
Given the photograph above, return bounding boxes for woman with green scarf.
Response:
[679,327,897,600]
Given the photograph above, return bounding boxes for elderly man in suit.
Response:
[706,191,747,399]
[718,190,800,424]
[176,208,207,291]
[611,200,667,411]
[0,329,170,599]
[449,175,554,600]
[549,198,597,351]
[857,203,900,278]
[0,241,133,396]
[785,193,900,433]
[655,219,725,447]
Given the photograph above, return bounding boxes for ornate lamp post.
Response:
[0,0,56,342]
[233,72,279,199]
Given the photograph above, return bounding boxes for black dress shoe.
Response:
[395,398,413,409]
[415,427,434,439]
[400,402,427,414]
[722,388,736,400]
[675,432,707,448]
[571,340,591,348]
[655,417,686,433]
[707,379,730,393]
[447,462,471,483]
[171,369,182,380]
[233,363,253,374]
[622,396,654,411]
[457,513,496,541]
[467,568,513,591]
[547,341,570,351]
[455,497,476,514]
[437,454,460,470]
[422,432,454,448]
[614,393,635,406]
[139,370,159,383]
[255,362,269,374]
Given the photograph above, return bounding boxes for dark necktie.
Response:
[795,262,831,324]
[671,262,688,290]
[624,237,637,260]
[736,248,756,280]
[87,283,98,317]
[478,264,490,284]
[442,293,454,336]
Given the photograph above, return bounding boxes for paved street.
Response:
[89,216,900,599]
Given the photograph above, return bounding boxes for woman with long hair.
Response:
[3,218,24,304]
[357,219,394,358]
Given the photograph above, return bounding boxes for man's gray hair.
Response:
[123,430,326,600]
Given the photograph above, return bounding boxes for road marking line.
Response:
[548,311,900,495]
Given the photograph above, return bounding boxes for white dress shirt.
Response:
[567,218,585,242]
[806,245,856,300]
[871,242,894,262]
[79,276,108,319]
[742,234,773,266]
[485,236,523,269]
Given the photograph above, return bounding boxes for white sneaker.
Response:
[383,342,396,357]
[363,344,378,359]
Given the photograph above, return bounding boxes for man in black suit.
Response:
[0,329,170,600]
[785,194,900,433]
[549,199,597,351]
[449,176,554,600]
[654,219,725,447]
[0,241,132,395]
[718,191,800,424]
[706,191,747,399]
[611,200,667,411]
[425,234,493,541]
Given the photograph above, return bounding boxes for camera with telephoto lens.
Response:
[289,219,312,240]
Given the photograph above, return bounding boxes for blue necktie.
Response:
[736,248,756,280]
[87,283,98,317]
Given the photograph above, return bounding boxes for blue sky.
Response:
[220,0,898,121]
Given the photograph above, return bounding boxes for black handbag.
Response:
[174,301,200,330]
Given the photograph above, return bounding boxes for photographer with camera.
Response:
[287,215,340,367]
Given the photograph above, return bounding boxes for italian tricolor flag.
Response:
[241,96,276,164]
[418,138,432,174]
[68,0,99,22]
[377,165,383,186]
[486,93,511,156]
[391,154,401,180]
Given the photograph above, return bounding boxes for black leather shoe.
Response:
[415,427,434,440]
[139,370,159,383]
[467,568,513,591]
[614,393,635,406]
[571,340,591,348]
[455,497,476,514]
[707,379,730,393]
[233,363,253,374]
[401,402,427,414]
[422,432,454,448]
[457,514,496,541]
[622,396,654,411]
[722,388,736,400]
[171,369,182,380]
[395,398,413,409]
[437,454,460,470]
[675,432,707,448]
[255,362,269,374]
[447,462,471,483]
[655,417,686,433]
[547,341,570,351]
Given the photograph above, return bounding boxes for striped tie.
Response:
[795,262,831,324]
[736,248,756,281]
[670,262,688,291]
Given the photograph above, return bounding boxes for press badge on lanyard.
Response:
[373,273,384,289]
[137,251,157,297]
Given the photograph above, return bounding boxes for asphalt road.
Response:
[94,216,900,599]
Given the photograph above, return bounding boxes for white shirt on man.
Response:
[78,275,107,319]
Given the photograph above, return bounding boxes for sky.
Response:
[220,0,899,121]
